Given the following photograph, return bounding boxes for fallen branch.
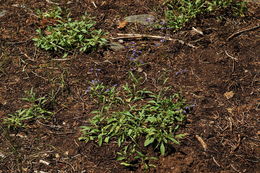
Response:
[227,25,260,41]
[111,33,197,48]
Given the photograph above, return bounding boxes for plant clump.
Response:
[3,88,53,129]
[80,73,192,169]
[162,0,247,30]
[33,7,107,57]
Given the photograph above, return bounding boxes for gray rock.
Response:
[109,42,125,51]
[124,14,155,25]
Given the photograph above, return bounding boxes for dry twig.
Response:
[212,157,221,167]
[225,51,238,61]
[92,1,98,8]
[111,33,197,48]
[195,135,208,151]
[227,25,260,41]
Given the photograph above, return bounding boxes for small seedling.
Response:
[3,88,53,129]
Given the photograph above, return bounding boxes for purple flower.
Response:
[184,104,195,111]
[146,18,152,22]
[160,39,166,42]
[160,21,166,25]
[90,68,101,72]
[85,86,91,93]
[130,56,137,61]
[154,43,160,47]
[175,69,188,76]
[90,79,99,85]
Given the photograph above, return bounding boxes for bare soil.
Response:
[0,0,259,172]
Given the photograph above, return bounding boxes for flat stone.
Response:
[124,14,155,25]
[109,42,125,51]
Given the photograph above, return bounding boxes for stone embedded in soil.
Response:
[109,42,125,51]
[124,14,156,25]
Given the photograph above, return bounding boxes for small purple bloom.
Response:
[175,69,188,76]
[130,56,137,61]
[139,60,144,64]
[154,43,160,47]
[91,79,99,85]
[184,104,195,111]
[146,18,152,22]
[160,39,166,42]
[160,21,166,25]
[85,86,91,93]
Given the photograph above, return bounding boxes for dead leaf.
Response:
[226,107,233,114]
[117,20,127,29]
[224,91,235,99]
[44,30,52,35]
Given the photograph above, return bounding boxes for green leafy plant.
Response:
[80,73,191,169]
[85,80,123,113]
[33,8,107,57]
[3,88,53,129]
[36,6,63,19]
[162,0,247,30]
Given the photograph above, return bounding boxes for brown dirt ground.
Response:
[0,0,259,172]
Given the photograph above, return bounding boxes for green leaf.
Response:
[144,137,155,146]
[120,162,132,167]
[167,136,180,144]
[80,126,91,131]
[116,156,126,161]
[97,134,103,146]
[127,129,133,136]
[149,157,158,160]
[175,133,186,139]
[160,143,165,156]
[104,136,110,143]
[146,116,157,123]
